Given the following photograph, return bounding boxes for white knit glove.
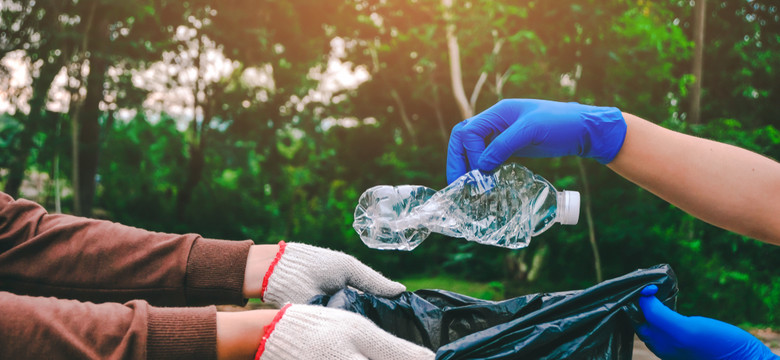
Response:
[261,242,406,306]
[257,304,435,360]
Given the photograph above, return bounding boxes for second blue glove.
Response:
[635,285,779,360]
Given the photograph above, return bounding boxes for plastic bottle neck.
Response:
[556,190,581,225]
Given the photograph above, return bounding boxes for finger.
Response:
[632,288,657,340]
[633,323,653,341]
[478,119,536,171]
[460,114,503,175]
[633,323,674,359]
[345,257,406,298]
[641,285,659,296]
[639,286,691,336]
[447,121,469,184]
[355,320,435,360]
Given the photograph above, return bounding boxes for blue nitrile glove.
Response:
[635,285,779,360]
[446,99,627,184]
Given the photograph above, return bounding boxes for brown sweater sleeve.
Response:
[0,290,217,360]
[0,192,253,306]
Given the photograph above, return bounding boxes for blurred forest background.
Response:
[1,0,779,327]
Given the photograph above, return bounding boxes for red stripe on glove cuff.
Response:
[254,303,292,360]
[260,241,287,302]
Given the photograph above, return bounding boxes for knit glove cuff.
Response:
[256,304,435,360]
[261,242,405,306]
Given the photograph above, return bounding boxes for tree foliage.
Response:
[1,0,779,326]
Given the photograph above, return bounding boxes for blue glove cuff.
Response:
[583,107,627,164]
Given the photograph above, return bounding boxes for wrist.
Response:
[242,243,282,299]
[216,309,280,360]
[584,106,627,164]
[255,304,292,360]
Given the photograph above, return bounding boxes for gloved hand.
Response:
[256,304,435,360]
[446,99,627,183]
[261,242,406,306]
[635,285,779,360]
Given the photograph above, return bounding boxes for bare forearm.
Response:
[243,244,281,298]
[216,244,279,359]
[216,309,278,360]
[608,113,780,245]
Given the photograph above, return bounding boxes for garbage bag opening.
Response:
[309,264,677,360]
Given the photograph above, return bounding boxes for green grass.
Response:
[399,276,505,300]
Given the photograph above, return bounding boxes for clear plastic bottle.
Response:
[352,163,580,250]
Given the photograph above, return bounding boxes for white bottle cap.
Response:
[558,191,580,225]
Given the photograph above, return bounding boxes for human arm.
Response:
[0,290,218,359]
[0,291,433,360]
[635,285,779,360]
[0,192,406,306]
[608,113,780,245]
[0,191,252,306]
[447,99,780,245]
[0,192,424,359]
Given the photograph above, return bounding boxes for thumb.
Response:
[354,318,435,360]
[345,257,406,297]
[478,120,535,171]
[639,285,693,337]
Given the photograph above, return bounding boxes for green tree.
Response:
[1,0,72,198]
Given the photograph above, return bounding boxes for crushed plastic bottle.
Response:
[353,163,580,250]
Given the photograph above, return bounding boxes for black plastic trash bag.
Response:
[309,264,677,360]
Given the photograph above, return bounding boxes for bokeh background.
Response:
[1,0,779,329]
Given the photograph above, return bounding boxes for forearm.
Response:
[0,291,217,359]
[214,245,279,359]
[216,309,279,360]
[0,192,253,306]
[242,244,280,299]
[608,113,780,245]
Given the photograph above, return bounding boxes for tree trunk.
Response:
[565,60,603,284]
[71,97,81,213]
[74,55,108,217]
[526,243,548,283]
[3,60,61,198]
[175,98,210,218]
[176,142,206,218]
[503,243,549,296]
[469,38,503,112]
[53,112,63,213]
[577,158,603,283]
[442,0,473,120]
[175,113,208,218]
[430,83,449,148]
[71,2,103,216]
[389,89,418,146]
[689,0,707,124]
[2,2,61,198]
[176,36,207,218]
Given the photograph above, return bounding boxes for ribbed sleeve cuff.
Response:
[186,238,254,306]
[147,305,217,360]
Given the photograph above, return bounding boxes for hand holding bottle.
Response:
[635,285,779,360]
[446,99,627,183]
